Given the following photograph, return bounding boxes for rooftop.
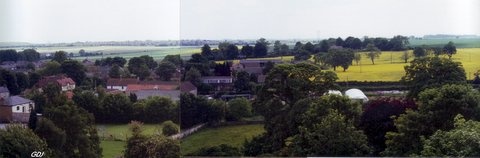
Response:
[3,96,33,106]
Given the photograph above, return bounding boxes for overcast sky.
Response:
[1,0,479,43]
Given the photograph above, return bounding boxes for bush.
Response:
[360,97,416,155]
[189,144,241,156]
[161,120,180,136]
[227,98,252,121]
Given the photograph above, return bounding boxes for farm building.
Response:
[345,88,369,103]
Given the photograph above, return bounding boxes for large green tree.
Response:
[0,49,18,62]
[100,93,133,123]
[155,61,177,81]
[52,51,68,63]
[139,55,158,69]
[249,63,338,155]
[383,84,480,156]
[143,96,178,123]
[0,124,52,158]
[224,44,239,60]
[227,98,252,121]
[61,60,87,85]
[162,54,183,67]
[421,115,480,157]
[44,104,102,158]
[365,43,381,65]
[233,71,251,92]
[124,121,180,158]
[254,38,270,57]
[291,110,371,156]
[402,57,466,98]
[39,61,62,76]
[34,118,67,157]
[326,48,354,71]
[240,44,254,58]
[20,49,41,61]
[128,57,151,80]
[443,41,457,59]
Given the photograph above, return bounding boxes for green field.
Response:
[10,46,200,60]
[181,124,265,155]
[97,124,162,141]
[100,140,125,158]
[409,38,480,48]
[97,124,162,158]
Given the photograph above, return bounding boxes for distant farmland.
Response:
[10,46,201,60]
[409,38,480,48]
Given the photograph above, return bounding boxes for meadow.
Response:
[97,124,162,158]
[180,124,265,155]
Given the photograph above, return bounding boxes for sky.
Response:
[0,0,180,43]
[1,0,479,43]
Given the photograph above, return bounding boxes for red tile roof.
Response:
[180,82,197,92]
[126,83,178,93]
[107,78,139,86]
[37,75,75,87]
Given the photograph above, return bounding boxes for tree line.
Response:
[0,49,41,62]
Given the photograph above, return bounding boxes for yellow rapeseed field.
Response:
[222,48,480,81]
[334,48,480,81]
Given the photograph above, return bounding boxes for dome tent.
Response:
[345,88,368,103]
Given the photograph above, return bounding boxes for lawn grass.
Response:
[97,124,162,141]
[180,124,265,155]
[97,123,162,158]
[100,140,126,158]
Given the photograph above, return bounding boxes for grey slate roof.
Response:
[4,96,33,106]
[0,87,8,93]
[134,90,180,101]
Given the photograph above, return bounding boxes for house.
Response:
[0,87,35,123]
[180,82,197,95]
[231,59,283,76]
[201,76,233,91]
[124,81,181,101]
[37,75,76,92]
[345,89,369,103]
[106,78,139,91]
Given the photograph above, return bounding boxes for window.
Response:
[16,106,20,111]
[22,106,25,112]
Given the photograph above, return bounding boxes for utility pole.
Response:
[391,52,393,64]
[359,58,362,73]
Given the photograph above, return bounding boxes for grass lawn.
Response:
[181,124,265,155]
[97,123,162,158]
[100,140,126,158]
[97,124,162,141]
